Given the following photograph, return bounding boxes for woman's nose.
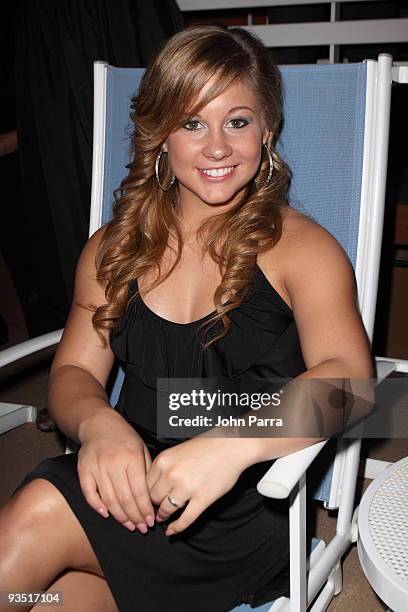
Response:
[202,130,233,160]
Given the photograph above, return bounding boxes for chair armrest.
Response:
[256,439,328,499]
[0,329,63,368]
[375,356,408,383]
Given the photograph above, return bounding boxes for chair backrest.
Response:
[90,56,392,505]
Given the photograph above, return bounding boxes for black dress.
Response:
[13,263,307,611]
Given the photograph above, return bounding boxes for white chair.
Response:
[1,55,408,611]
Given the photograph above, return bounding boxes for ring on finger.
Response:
[167,494,186,509]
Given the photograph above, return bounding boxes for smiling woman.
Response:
[165,84,267,200]
[2,23,372,612]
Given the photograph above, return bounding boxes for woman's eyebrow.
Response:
[195,105,255,118]
[228,106,254,113]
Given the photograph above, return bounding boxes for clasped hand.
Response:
[146,434,249,536]
[78,412,254,537]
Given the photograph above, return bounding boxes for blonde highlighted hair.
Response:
[93,23,291,349]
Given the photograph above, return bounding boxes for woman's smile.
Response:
[196,165,238,182]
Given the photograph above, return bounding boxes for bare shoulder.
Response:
[276,207,353,280]
[77,224,108,274]
[280,206,348,257]
[259,206,354,310]
[74,224,109,307]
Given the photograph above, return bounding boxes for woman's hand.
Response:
[145,434,256,537]
[77,411,156,533]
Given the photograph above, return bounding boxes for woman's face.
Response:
[162,79,270,211]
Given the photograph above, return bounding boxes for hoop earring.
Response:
[155,151,176,191]
[255,143,274,188]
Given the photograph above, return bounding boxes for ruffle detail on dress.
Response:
[109,267,306,390]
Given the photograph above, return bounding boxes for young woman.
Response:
[0,24,372,612]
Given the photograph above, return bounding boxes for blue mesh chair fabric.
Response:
[278,63,367,269]
[101,67,145,225]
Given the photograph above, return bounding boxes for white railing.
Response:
[178,0,384,8]
[177,0,408,64]
[238,20,408,47]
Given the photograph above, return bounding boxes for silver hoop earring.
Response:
[255,143,274,188]
[155,151,176,191]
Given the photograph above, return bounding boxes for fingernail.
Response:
[136,522,148,534]
[166,528,175,536]
[98,508,109,518]
[145,515,154,527]
[123,521,136,531]
[155,514,163,523]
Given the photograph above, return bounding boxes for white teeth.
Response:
[200,166,235,177]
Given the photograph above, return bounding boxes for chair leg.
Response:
[289,473,307,612]
[329,562,343,596]
[309,582,335,612]
[307,562,342,612]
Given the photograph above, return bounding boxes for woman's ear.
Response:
[162,142,168,153]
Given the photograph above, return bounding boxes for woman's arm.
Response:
[202,213,374,465]
[244,214,373,463]
[47,226,122,446]
[47,227,157,529]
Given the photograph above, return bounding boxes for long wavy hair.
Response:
[93,23,291,349]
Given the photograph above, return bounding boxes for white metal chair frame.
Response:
[1,56,408,611]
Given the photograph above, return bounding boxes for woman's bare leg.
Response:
[0,479,109,612]
[30,570,118,612]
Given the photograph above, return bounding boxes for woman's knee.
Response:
[0,479,104,577]
[2,479,68,534]
[0,479,60,536]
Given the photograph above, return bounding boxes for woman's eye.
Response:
[182,118,249,131]
[183,120,202,131]
[229,118,248,128]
